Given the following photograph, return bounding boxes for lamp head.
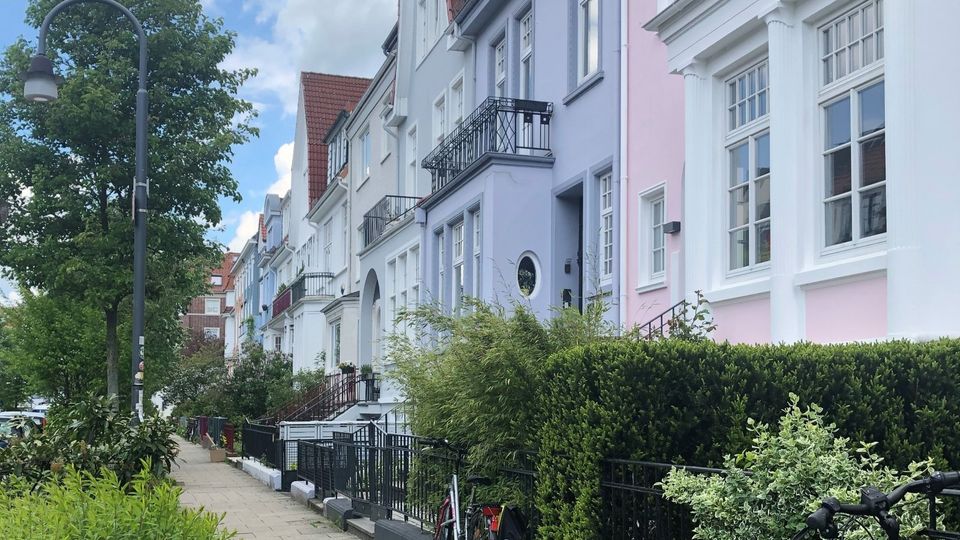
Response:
[22,54,59,103]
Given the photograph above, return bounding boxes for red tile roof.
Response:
[258,213,266,242]
[301,72,371,206]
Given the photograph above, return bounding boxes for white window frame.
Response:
[452,222,464,311]
[724,60,771,274]
[817,2,885,254]
[450,75,464,129]
[726,60,769,132]
[494,38,506,98]
[637,185,666,289]
[406,125,418,196]
[520,11,534,99]
[437,230,445,306]
[331,321,341,364]
[360,128,371,179]
[820,77,885,252]
[323,218,333,272]
[210,275,223,286]
[387,258,397,333]
[417,0,428,61]
[577,0,599,82]
[472,210,481,297]
[204,298,220,315]
[341,203,349,271]
[433,92,446,144]
[203,327,220,339]
[599,173,614,283]
[821,0,884,87]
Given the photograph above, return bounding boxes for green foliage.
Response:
[163,339,229,418]
[388,298,614,477]
[0,0,256,401]
[534,338,960,538]
[164,338,325,424]
[0,395,178,489]
[2,290,106,403]
[661,396,934,540]
[0,310,28,409]
[0,465,233,539]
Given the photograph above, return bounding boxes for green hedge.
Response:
[535,338,960,539]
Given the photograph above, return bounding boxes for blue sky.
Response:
[0,0,396,304]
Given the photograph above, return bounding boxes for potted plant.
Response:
[360,364,374,380]
[338,362,355,374]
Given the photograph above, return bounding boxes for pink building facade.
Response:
[630,0,960,343]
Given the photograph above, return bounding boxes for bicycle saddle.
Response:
[466,475,492,486]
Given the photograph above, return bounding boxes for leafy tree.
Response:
[161,338,228,418]
[0,0,256,402]
[4,290,106,403]
[0,310,28,409]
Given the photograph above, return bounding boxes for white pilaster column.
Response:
[681,63,709,302]
[763,3,804,342]
[886,0,960,339]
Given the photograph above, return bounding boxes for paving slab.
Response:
[171,436,355,539]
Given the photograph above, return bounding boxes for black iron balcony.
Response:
[422,97,553,193]
[362,195,420,248]
[291,272,336,304]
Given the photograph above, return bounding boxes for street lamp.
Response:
[24,0,149,422]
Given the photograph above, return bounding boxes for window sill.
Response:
[356,175,370,191]
[635,279,666,294]
[380,152,391,164]
[563,70,604,106]
[795,250,886,289]
[705,276,771,304]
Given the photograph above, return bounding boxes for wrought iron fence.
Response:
[297,439,336,498]
[331,424,461,525]
[291,272,336,303]
[422,97,553,192]
[241,422,281,469]
[600,459,723,540]
[362,195,420,248]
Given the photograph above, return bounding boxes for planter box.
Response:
[209,448,227,462]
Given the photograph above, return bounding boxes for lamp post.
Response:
[24,0,148,422]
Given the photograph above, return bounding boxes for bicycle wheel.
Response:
[434,498,457,540]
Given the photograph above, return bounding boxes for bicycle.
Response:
[427,439,527,540]
[792,471,960,539]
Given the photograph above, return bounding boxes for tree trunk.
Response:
[105,307,119,402]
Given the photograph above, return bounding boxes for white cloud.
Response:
[223,0,396,116]
[267,141,294,196]
[0,280,21,307]
[227,211,260,252]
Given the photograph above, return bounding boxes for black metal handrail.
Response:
[422,97,553,192]
[363,195,420,248]
[291,272,335,303]
[637,300,691,340]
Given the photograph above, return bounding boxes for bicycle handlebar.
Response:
[804,471,960,537]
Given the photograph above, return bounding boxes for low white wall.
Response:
[241,458,281,490]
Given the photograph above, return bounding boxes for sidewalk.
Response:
[171,436,355,539]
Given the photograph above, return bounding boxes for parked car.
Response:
[0,411,45,448]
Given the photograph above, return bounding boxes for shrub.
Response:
[660,396,933,540]
[0,464,234,539]
[534,338,960,538]
[0,395,178,489]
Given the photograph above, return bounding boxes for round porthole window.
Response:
[517,254,538,297]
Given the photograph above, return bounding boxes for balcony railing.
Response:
[422,97,553,192]
[291,272,336,304]
[362,195,420,248]
[272,287,292,319]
